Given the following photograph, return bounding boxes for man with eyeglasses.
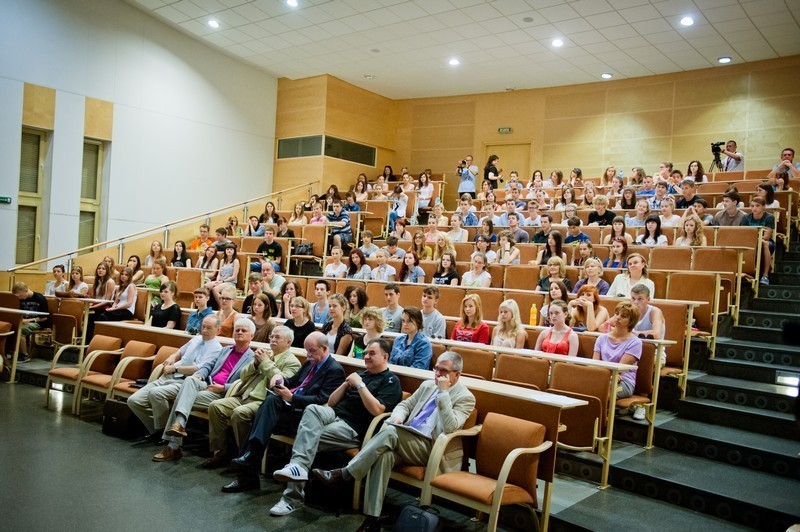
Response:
[204,325,302,470]
[312,351,475,532]
[269,337,403,517]
[152,318,255,462]
[129,315,223,445]
[223,331,345,493]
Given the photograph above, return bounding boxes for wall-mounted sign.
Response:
[0,196,12,204]
[498,127,513,134]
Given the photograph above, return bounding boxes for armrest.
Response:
[422,424,483,487]
[225,379,243,398]
[49,343,82,371]
[362,413,391,446]
[108,353,158,389]
[149,363,165,383]
[78,348,124,380]
[491,441,554,510]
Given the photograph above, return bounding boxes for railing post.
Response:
[118,241,124,265]
[242,204,248,222]
[66,255,73,275]
[277,195,282,209]
[164,227,170,249]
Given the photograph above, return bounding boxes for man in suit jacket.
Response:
[222,331,345,492]
[204,325,301,469]
[152,318,255,463]
[313,351,475,532]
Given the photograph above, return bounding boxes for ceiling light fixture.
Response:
[207,19,219,28]
[718,56,732,64]
[287,0,298,7]
[680,16,694,26]
[449,58,460,66]
[601,73,613,79]
[552,38,564,47]
[364,74,374,79]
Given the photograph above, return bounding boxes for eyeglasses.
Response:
[220,297,234,302]
[269,334,284,340]
[434,366,453,374]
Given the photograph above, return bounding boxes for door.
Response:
[484,143,531,186]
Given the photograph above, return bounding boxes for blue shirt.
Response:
[185,306,213,335]
[402,265,425,283]
[638,188,655,197]
[461,211,478,226]
[565,232,590,244]
[459,166,477,194]
[389,332,432,370]
[311,301,331,325]
[344,203,360,212]
[327,210,351,237]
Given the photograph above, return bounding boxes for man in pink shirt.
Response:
[153,318,255,462]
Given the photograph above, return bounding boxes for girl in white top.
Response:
[491,299,527,349]
[447,214,468,243]
[686,160,708,183]
[45,265,68,296]
[68,266,89,296]
[461,252,492,288]
[425,217,442,244]
[674,214,707,247]
[400,173,416,194]
[636,215,669,247]
[145,240,167,267]
[197,245,219,283]
[472,234,497,264]
[603,216,634,245]
[432,203,449,226]
[289,202,308,225]
[496,230,520,265]
[659,197,681,226]
[416,173,434,211]
[100,267,137,320]
[757,183,781,209]
[625,199,650,227]
[324,246,348,278]
[370,249,396,282]
[608,252,655,298]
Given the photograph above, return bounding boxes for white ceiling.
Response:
[127,0,800,99]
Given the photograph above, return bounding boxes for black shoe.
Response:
[356,516,380,532]
[221,476,260,493]
[311,467,346,487]
[229,443,263,472]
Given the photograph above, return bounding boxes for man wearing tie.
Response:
[312,351,476,532]
[204,325,301,469]
[222,331,345,492]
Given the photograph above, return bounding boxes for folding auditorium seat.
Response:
[451,346,495,380]
[547,362,611,451]
[110,345,180,401]
[493,353,549,391]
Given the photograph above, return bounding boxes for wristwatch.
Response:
[355,382,367,391]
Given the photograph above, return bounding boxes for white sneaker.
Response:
[273,463,308,482]
[270,499,298,516]
[632,405,646,421]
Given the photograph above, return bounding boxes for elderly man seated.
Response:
[128,315,223,443]
[220,331,346,493]
[152,317,255,462]
[268,338,403,517]
[204,325,301,469]
[313,351,476,532]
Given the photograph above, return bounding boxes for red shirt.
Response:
[451,322,490,345]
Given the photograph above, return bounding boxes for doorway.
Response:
[484,143,531,186]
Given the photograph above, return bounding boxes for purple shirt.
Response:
[212,348,246,386]
[594,334,642,387]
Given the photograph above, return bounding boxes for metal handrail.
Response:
[7,180,318,273]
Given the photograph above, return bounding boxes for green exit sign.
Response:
[0,196,11,204]
[498,127,513,134]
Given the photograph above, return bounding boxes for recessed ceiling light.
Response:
[718,56,732,64]
[370,48,380,54]
[522,17,534,23]
[364,74,375,79]
[286,0,298,7]
[601,73,613,79]
[552,38,564,47]
[680,16,694,26]
[449,58,460,66]
[207,19,219,28]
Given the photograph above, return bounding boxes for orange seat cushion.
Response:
[430,471,534,506]
[394,465,426,480]
[113,380,137,394]
[616,395,648,409]
[81,374,113,388]
[661,367,682,376]
[48,368,86,381]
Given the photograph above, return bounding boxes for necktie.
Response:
[291,364,317,394]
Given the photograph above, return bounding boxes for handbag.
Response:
[392,504,440,532]
[294,242,313,255]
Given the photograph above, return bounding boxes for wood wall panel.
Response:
[22,83,55,130]
[749,66,799,98]
[411,125,473,151]
[411,101,475,126]
[606,83,674,114]
[275,76,326,138]
[325,76,397,150]
[544,91,605,119]
[604,110,673,140]
[674,73,749,107]
[672,102,743,136]
[84,97,113,140]
[543,115,606,144]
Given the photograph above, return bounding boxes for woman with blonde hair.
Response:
[285,296,315,348]
[491,299,526,349]
[145,240,167,267]
[215,283,240,337]
[432,232,456,262]
[350,306,384,359]
[320,293,354,355]
[68,266,89,296]
[608,252,655,298]
[537,256,571,292]
[408,230,433,261]
[572,257,610,295]
[289,202,308,225]
[568,285,610,332]
[450,293,490,344]
[675,214,707,247]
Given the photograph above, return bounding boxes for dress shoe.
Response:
[356,515,381,532]
[221,476,260,493]
[202,451,230,470]
[229,450,259,472]
[152,446,183,462]
[311,467,346,487]
[164,422,187,438]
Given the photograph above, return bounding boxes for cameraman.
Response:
[457,155,479,199]
[721,140,744,172]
